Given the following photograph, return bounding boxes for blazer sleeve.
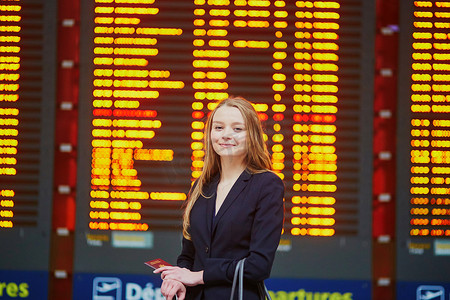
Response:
[176,180,199,270]
[203,172,285,283]
[177,236,195,270]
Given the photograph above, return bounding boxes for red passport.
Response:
[144,258,172,270]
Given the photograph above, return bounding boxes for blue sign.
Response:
[0,270,48,299]
[74,272,370,300]
[266,278,371,300]
[73,273,164,300]
[398,281,450,300]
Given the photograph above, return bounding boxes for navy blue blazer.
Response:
[177,170,284,300]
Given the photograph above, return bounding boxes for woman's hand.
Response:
[154,266,204,287]
[160,279,186,300]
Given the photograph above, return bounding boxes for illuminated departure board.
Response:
[397,0,450,283]
[0,1,26,228]
[0,0,56,270]
[86,0,193,233]
[189,0,345,237]
[75,0,374,280]
[405,0,450,238]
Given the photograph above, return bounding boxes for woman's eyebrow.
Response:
[212,121,245,126]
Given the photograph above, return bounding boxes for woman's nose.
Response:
[222,127,234,138]
[222,132,232,140]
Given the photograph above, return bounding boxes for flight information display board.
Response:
[0,0,56,271]
[75,0,374,281]
[397,0,450,284]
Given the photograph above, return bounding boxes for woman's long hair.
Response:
[182,96,272,239]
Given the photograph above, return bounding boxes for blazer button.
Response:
[205,246,209,253]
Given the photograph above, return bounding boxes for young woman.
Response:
[155,97,285,300]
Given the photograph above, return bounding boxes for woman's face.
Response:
[210,105,247,162]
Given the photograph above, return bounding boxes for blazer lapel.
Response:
[212,170,251,234]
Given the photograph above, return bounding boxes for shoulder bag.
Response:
[230,258,272,300]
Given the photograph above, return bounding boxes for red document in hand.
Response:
[144,258,172,270]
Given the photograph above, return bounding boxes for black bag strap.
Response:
[230,258,245,300]
[257,281,272,300]
[230,258,272,300]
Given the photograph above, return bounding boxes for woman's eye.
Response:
[214,126,223,130]
[234,127,243,131]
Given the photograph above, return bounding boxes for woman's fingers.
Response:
[160,279,186,300]
[162,269,180,280]
[159,267,185,281]
[176,285,186,300]
[161,279,177,300]
[153,266,176,274]
[154,266,181,280]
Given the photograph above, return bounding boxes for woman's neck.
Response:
[219,158,246,183]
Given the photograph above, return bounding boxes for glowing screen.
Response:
[0,2,21,228]
[407,0,450,238]
[80,0,373,239]
[0,0,56,272]
[89,0,191,232]
[396,0,450,284]
[190,0,341,238]
[0,0,54,230]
